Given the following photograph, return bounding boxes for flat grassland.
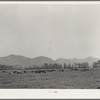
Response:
[0,69,100,89]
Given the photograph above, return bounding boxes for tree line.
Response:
[93,60,100,68]
[0,60,100,70]
[25,62,90,71]
[0,65,14,70]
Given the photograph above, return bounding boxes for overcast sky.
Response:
[0,3,100,59]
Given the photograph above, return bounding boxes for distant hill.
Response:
[0,54,99,69]
[0,55,55,69]
[55,56,99,67]
[30,56,54,67]
[0,55,31,69]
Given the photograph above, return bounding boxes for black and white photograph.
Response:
[0,2,100,89]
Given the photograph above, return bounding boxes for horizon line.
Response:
[0,54,99,60]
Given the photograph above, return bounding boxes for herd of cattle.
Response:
[1,69,65,75]
[0,68,90,75]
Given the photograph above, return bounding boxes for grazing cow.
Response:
[42,70,46,73]
[23,71,27,73]
[16,71,23,75]
[61,69,64,72]
[74,68,78,71]
[59,69,64,72]
[35,70,46,74]
[9,71,13,75]
[13,71,17,73]
[2,71,5,73]
[35,70,40,74]
[31,71,34,73]
[47,70,52,72]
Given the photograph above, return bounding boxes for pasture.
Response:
[0,69,100,89]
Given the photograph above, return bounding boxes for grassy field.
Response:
[0,69,100,89]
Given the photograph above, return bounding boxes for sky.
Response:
[0,3,100,60]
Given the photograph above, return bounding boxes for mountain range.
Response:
[0,54,99,69]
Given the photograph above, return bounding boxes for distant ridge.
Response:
[0,55,55,68]
[0,54,99,68]
[55,56,99,66]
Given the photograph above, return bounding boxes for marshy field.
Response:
[0,69,100,89]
